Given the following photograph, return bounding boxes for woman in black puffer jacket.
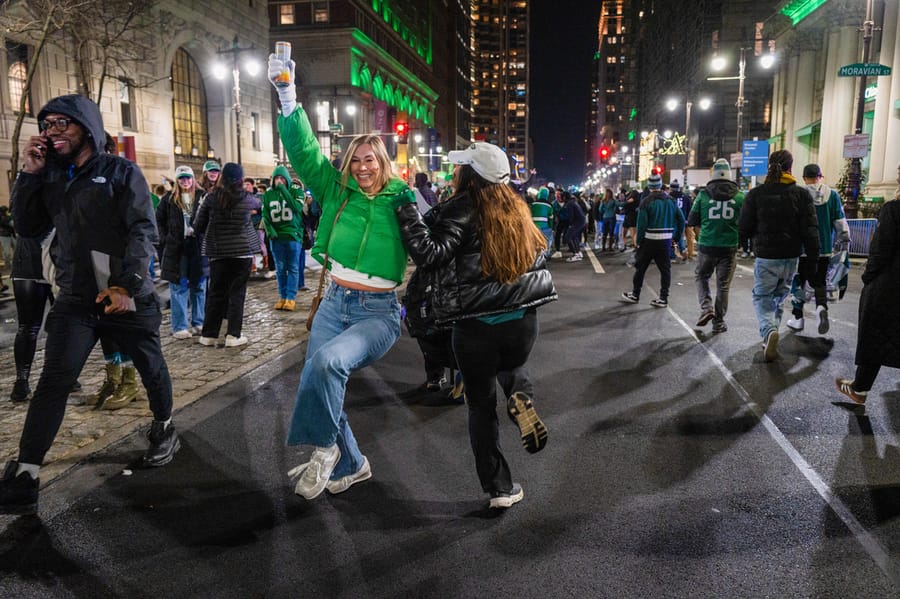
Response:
[395,142,557,510]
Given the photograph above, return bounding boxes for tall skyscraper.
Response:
[471,0,530,177]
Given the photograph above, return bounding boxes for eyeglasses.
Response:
[39,118,74,133]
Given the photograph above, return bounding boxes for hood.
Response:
[271,164,291,186]
[705,179,739,201]
[38,94,106,156]
[806,182,832,206]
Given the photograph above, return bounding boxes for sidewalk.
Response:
[0,269,318,485]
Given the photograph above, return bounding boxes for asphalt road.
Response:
[1,249,899,598]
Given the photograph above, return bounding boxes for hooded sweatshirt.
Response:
[11,94,157,302]
[805,182,849,256]
[688,179,745,251]
[261,164,305,242]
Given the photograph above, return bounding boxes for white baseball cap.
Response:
[175,165,194,179]
[447,142,511,184]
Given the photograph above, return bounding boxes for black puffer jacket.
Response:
[738,180,819,259]
[156,189,208,284]
[396,192,557,325]
[12,94,157,303]
[856,200,900,368]
[193,189,262,258]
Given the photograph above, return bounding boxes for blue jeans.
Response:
[169,278,206,333]
[287,282,401,479]
[752,257,798,340]
[540,228,553,258]
[271,239,301,300]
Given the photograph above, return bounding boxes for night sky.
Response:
[529,2,603,186]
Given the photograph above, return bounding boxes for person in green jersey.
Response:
[262,165,306,311]
[688,159,745,333]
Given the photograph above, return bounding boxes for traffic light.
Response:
[599,146,610,163]
[394,121,409,144]
[652,163,664,175]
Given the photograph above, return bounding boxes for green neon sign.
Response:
[780,0,827,26]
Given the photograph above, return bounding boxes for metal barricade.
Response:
[847,218,878,256]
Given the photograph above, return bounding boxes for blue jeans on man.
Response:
[270,238,301,299]
[287,282,401,479]
[751,257,798,340]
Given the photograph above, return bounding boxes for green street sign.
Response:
[838,63,892,77]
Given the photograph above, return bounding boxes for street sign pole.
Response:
[847,0,877,218]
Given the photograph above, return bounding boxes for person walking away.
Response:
[396,141,557,509]
[620,189,640,251]
[621,173,684,307]
[563,191,586,261]
[670,180,694,259]
[600,188,618,251]
[262,164,305,311]
[551,185,568,258]
[738,149,819,362]
[530,186,554,258]
[836,164,900,404]
[192,163,261,348]
[786,163,850,335]
[689,159,745,333]
[269,51,414,499]
[2,94,179,515]
[156,165,208,339]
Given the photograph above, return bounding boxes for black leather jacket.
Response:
[396,192,557,325]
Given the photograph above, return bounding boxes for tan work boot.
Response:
[102,365,140,410]
[283,299,296,311]
[87,363,122,408]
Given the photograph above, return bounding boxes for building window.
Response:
[313,2,329,23]
[119,79,135,130]
[171,48,209,158]
[251,112,260,150]
[6,42,31,115]
[279,4,295,25]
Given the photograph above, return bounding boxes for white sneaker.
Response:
[565,254,583,262]
[489,482,524,509]
[289,445,341,500]
[263,271,275,279]
[189,326,202,336]
[816,305,830,334]
[325,457,372,495]
[550,251,562,259]
[172,329,192,340]
[786,317,804,331]
[197,336,217,346]
[224,335,248,347]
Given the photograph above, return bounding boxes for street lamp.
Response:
[708,47,775,155]
[214,35,259,165]
[667,96,711,184]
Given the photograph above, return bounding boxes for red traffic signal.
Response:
[599,146,610,162]
[394,121,409,143]
[652,164,664,175]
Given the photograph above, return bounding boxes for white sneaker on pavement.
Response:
[289,444,341,500]
[786,317,804,331]
[197,336,217,346]
[172,329,192,339]
[224,335,248,347]
[325,456,372,495]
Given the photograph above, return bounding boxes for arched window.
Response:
[171,48,209,158]
[6,41,31,115]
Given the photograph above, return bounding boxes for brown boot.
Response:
[87,363,122,408]
[102,365,140,410]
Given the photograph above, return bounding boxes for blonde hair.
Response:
[172,176,200,212]
[477,181,548,284]
[339,134,395,193]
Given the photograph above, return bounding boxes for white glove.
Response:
[268,53,297,116]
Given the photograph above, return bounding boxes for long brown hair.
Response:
[764,149,794,184]
[457,165,547,284]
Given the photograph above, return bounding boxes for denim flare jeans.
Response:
[751,257,798,340]
[287,282,401,479]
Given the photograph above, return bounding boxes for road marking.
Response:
[664,305,900,587]
[586,250,605,274]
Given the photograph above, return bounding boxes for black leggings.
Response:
[13,279,52,377]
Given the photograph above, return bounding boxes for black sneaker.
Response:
[620,291,639,303]
[0,461,39,515]
[10,379,31,403]
[489,482,524,509]
[507,392,548,454]
[712,321,728,333]
[143,421,181,467]
[649,298,668,308]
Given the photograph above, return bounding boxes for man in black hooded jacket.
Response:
[1,94,180,516]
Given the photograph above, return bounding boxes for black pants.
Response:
[203,257,252,338]
[632,239,672,300]
[791,255,830,317]
[13,279,52,379]
[19,297,172,465]
[566,224,585,254]
[554,220,568,252]
[452,310,537,494]
[416,330,457,381]
[853,364,881,392]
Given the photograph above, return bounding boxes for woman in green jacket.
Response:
[269,52,416,500]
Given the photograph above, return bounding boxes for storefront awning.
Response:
[795,120,821,138]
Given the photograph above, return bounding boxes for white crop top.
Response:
[329,259,397,290]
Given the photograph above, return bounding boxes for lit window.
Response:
[314,2,329,23]
[251,112,260,150]
[279,4,295,25]
[119,78,134,130]
[171,48,210,158]
[6,42,31,115]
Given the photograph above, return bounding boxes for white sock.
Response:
[16,462,40,478]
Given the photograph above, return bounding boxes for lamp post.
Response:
[846,0,876,218]
[215,35,258,165]
[666,96,711,186]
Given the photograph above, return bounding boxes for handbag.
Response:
[306,197,349,331]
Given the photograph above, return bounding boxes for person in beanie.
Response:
[530,186,554,258]
[199,160,221,194]
[3,94,180,515]
[739,149,819,362]
[262,164,306,311]
[621,173,684,307]
[786,163,850,335]
[156,165,208,339]
[192,162,261,347]
[688,159,745,333]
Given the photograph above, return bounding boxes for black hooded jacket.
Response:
[11,94,157,304]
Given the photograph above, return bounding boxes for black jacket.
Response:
[193,190,262,258]
[396,192,557,325]
[738,180,819,259]
[856,200,900,368]
[156,189,208,284]
[11,94,157,303]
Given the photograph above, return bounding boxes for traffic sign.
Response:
[741,140,769,177]
[838,63,892,77]
[843,134,869,159]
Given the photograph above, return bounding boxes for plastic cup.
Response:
[274,41,291,86]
